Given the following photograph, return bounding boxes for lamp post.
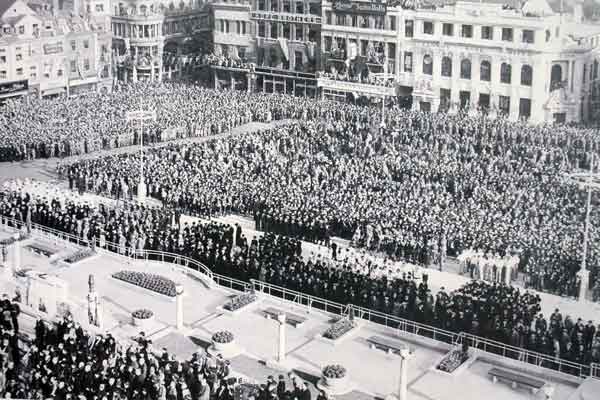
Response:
[126,108,157,203]
[397,348,411,400]
[175,284,184,330]
[564,153,600,302]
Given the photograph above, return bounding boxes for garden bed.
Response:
[316,318,361,346]
[219,292,259,315]
[112,270,178,300]
[432,345,477,378]
[61,248,98,265]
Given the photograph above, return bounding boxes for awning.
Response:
[42,87,66,96]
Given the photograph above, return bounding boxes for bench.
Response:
[488,367,545,394]
[25,244,57,257]
[366,335,409,355]
[263,307,307,327]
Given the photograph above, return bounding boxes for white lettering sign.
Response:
[250,12,322,24]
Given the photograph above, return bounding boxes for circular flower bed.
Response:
[132,309,154,320]
[322,364,347,379]
[212,331,235,344]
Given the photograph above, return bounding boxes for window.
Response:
[389,16,396,31]
[336,14,345,26]
[326,11,332,25]
[18,25,24,34]
[480,60,491,82]
[324,36,332,52]
[225,21,230,33]
[258,21,265,37]
[3,27,10,34]
[294,51,303,71]
[0,56,5,64]
[522,29,534,44]
[479,93,490,110]
[83,40,89,49]
[439,88,451,112]
[583,64,587,84]
[295,1,303,13]
[460,59,471,79]
[70,60,76,72]
[521,65,532,86]
[499,95,510,115]
[442,23,453,36]
[57,69,63,77]
[545,29,551,42]
[16,67,23,76]
[360,16,369,28]
[500,62,511,84]
[84,58,90,70]
[360,40,368,56]
[258,0,265,10]
[461,24,473,38]
[422,54,433,75]
[271,0,278,12]
[283,23,290,40]
[242,21,246,35]
[405,20,414,38]
[0,71,6,79]
[423,21,434,35]
[519,98,531,120]
[282,0,290,12]
[459,91,470,109]
[239,47,246,60]
[481,26,493,40]
[236,21,241,35]
[95,4,104,12]
[15,54,22,61]
[270,22,277,39]
[374,15,384,30]
[295,24,303,41]
[441,56,452,77]
[502,27,513,42]
[404,52,413,72]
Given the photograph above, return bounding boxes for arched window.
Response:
[520,64,533,86]
[422,54,433,75]
[551,64,562,89]
[460,59,471,79]
[480,60,491,82]
[441,56,452,77]
[500,62,511,84]
[545,29,551,42]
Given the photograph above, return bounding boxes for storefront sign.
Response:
[251,12,322,24]
[332,0,387,15]
[43,42,63,55]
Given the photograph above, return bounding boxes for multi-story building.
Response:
[318,0,600,123]
[0,0,111,101]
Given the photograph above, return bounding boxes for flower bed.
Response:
[323,318,356,340]
[112,270,177,297]
[436,348,470,373]
[0,233,28,245]
[223,292,257,311]
[132,309,154,320]
[212,330,235,344]
[323,364,347,379]
[63,248,96,264]
[25,243,58,257]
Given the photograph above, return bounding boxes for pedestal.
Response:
[12,234,20,273]
[578,269,590,302]
[277,314,286,362]
[176,284,184,330]
[397,348,410,400]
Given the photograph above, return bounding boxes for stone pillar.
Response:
[578,269,590,302]
[277,314,286,363]
[397,348,410,400]
[12,233,20,274]
[176,284,184,329]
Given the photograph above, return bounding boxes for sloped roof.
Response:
[0,0,18,18]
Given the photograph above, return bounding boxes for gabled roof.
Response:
[0,0,18,19]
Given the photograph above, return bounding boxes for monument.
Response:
[87,274,102,328]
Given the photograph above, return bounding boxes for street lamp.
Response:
[564,154,600,302]
[126,108,157,202]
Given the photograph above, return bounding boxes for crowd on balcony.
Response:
[203,53,251,70]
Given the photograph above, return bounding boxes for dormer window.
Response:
[18,26,24,34]
[3,27,11,34]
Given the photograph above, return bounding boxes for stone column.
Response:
[277,314,286,363]
[12,233,20,274]
[397,348,410,400]
[176,284,184,330]
[578,269,590,302]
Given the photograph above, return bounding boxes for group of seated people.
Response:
[1,191,600,372]
[57,111,599,299]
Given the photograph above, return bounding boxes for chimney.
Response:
[573,0,584,23]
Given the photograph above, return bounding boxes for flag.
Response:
[277,38,289,61]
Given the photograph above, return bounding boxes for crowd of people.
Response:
[1,190,599,370]
[59,110,599,298]
[0,83,324,162]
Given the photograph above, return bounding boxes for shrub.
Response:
[132,309,154,319]
[323,318,356,340]
[212,330,235,344]
[64,248,96,263]
[322,364,347,379]
[224,292,257,311]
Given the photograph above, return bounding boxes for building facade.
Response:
[0,0,111,101]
